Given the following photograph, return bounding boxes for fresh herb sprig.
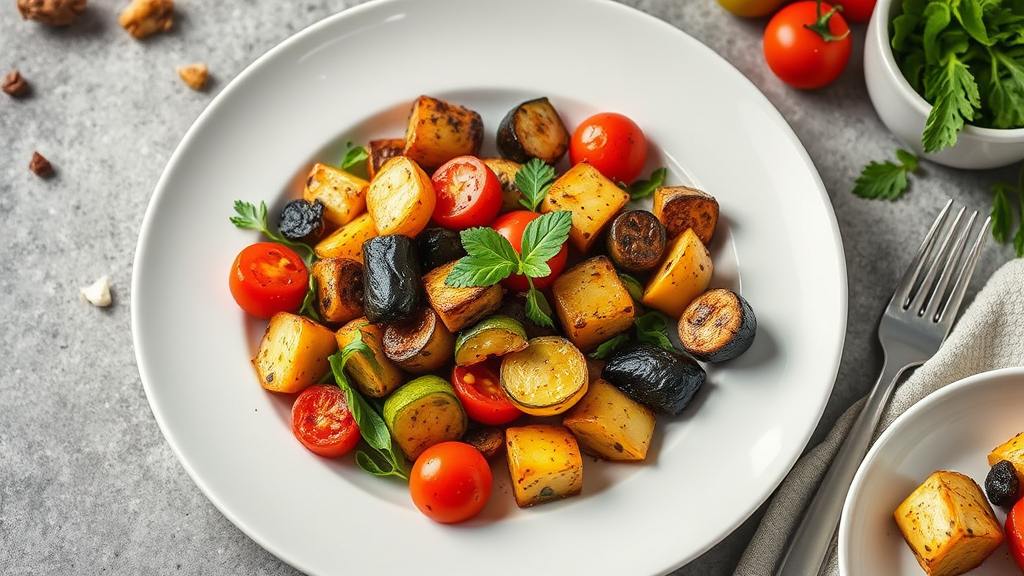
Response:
[853,149,919,200]
[991,164,1024,257]
[341,142,369,171]
[445,210,572,328]
[626,168,667,200]
[328,334,409,481]
[587,309,679,359]
[515,158,557,212]
[230,200,317,266]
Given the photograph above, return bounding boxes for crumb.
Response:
[118,0,174,39]
[17,0,87,26]
[2,70,30,97]
[81,276,112,307]
[176,63,208,90]
[30,152,54,178]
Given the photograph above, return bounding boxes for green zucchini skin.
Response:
[362,234,422,324]
[601,342,706,416]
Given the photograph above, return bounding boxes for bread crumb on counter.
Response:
[118,0,174,39]
[81,276,112,307]
[177,63,208,90]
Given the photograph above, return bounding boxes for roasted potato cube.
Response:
[551,255,635,351]
[314,211,378,263]
[252,312,338,394]
[642,228,713,318]
[562,378,656,461]
[505,424,583,508]
[366,138,405,181]
[540,161,630,253]
[402,95,484,171]
[653,185,719,244]
[422,260,503,333]
[302,162,368,229]
[894,470,1004,576]
[335,317,405,398]
[366,156,435,238]
[310,257,364,326]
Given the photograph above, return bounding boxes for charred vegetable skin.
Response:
[496,97,571,165]
[678,288,756,363]
[362,234,422,324]
[606,209,667,273]
[278,198,326,243]
[417,227,467,272]
[602,342,706,416]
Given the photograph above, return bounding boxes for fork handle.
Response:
[773,358,912,576]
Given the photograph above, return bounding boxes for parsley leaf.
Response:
[515,158,556,212]
[230,200,317,266]
[519,210,572,278]
[853,149,919,200]
[588,334,629,359]
[524,280,556,329]
[446,227,519,287]
[634,310,676,353]
[626,167,667,200]
[922,52,981,153]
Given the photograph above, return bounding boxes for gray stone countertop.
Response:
[1,0,1019,574]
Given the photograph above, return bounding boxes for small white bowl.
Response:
[864,0,1024,170]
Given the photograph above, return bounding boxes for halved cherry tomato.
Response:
[452,360,523,425]
[491,210,568,292]
[569,112,648,185]
[291,384,361,458]
[430,155,503,230]
[409,441,492,524]
[228,242,309,319]
[1007,497,1024,570]
[831,0,876,23]
[763,1,852,90]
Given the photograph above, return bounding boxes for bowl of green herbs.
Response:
[864,0,1024,170]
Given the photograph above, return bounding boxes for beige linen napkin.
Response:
[734,257,1024,576]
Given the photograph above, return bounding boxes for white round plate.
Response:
[840,366,1024,576]
[131,0,846,574]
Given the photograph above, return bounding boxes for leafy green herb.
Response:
[328,334,408,481]
[588,333,629,359]
[853,149,919,200]
[299,275,321,322]
[990,164,1024,257]
[340,142,369,171]
[515,158,557,212]
[634,310,676,353]
[445,210,572,327]
[625,167,667,200]
[229,200,317,266]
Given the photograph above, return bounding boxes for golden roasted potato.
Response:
[252,312,338,394]
[540,161,630,253]
[335,317,405,398]
[302,162,368,228]
[562,378,656,461]
[642,228,713,318]
[365,155,435,237]
[402,95,483,171]
[310,257,363,325]
[551,255,635,352]
[421,260,503,333]
[505,424,583,508]
[314,211,378,263]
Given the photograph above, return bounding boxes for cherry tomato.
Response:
[715,0,788,18]
[831,0,876,23]
[452,360,523,425]
[291,385,361,458]
[409,441,492,524]
[490,210,568,292]
[430,155,503,230]
[228,242,310,319]
[569,112,648,184]
[763,1,852,90]
[1008,498,1024,570]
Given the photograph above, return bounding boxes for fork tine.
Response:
[936,214,991,325]
[893,199,953,310]
[923,209,977,321]
[907,205,966,315]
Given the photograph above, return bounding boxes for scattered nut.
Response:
[30,152,54,178]
[176,62,208,90]
[80,276,112,307]
[118,0,174,40]
[2,70,30,97]
[17,0,87,26]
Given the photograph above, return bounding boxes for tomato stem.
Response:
[803,0,849,42]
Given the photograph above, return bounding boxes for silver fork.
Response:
[773,199,991,576]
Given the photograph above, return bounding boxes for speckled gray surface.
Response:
[1,0,1019,575]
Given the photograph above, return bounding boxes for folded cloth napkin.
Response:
[733,256,1024,576]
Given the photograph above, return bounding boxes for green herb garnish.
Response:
[588,334,630,359]
[340,142,369,171]
[853,148,919,200]
[634,310,676,353]
[515,158,557,212]
[229,200,317,266]
[626,167,667,200]
[991,164,1024,257]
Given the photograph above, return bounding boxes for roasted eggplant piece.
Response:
[496,97,570,165]
[382,306,455,373]
[482,157,525,214]
[653,185,720,244]
[678,288,756,363]
[463,426,506,459]
[606,210,667,273]
[985,460,1020,509]
[602,342,706,416]
[362,234,422,324]
[366,138,405,180]
[417,227,467,272]
[278,198,326,243]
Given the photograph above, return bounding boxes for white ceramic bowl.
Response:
[864,0,1024,169]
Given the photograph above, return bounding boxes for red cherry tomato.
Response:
[569,112,648,184]
[452,360,523,425]
[763,1,852,90]
[228,242,310,319]
[291,385,361,458]
[430,156,504,230]
[491,210,568,292]
[831,0,876,23]
[1007,498,1024,570]
[409,441,492,524]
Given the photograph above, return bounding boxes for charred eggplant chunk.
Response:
[606,210,668,273]
[417,227,467,272]
[278,198,325,243]
[985,459,1020,509]
[496,97,571,165]
[602,342,706,416]
[678,288,756,363]
[362,234,422,324]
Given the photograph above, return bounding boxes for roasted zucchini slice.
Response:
[499,336,588,416]
[382,306,455,374]
[678,288,757,363]
[653,185,720,244]
[383,375,467,461]
[605,209,667,273]
[496,97,571,165]
[453,315,529,366]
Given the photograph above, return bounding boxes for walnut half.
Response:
[118,0,175,40]
[17,0,87,26]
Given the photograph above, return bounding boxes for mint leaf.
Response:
[852,149,919,200]
[515,158,556,212]
[626,167,667,200]
[519,210,572,278]
[445,227,520,287]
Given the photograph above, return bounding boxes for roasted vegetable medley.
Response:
[227,94,758,523]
